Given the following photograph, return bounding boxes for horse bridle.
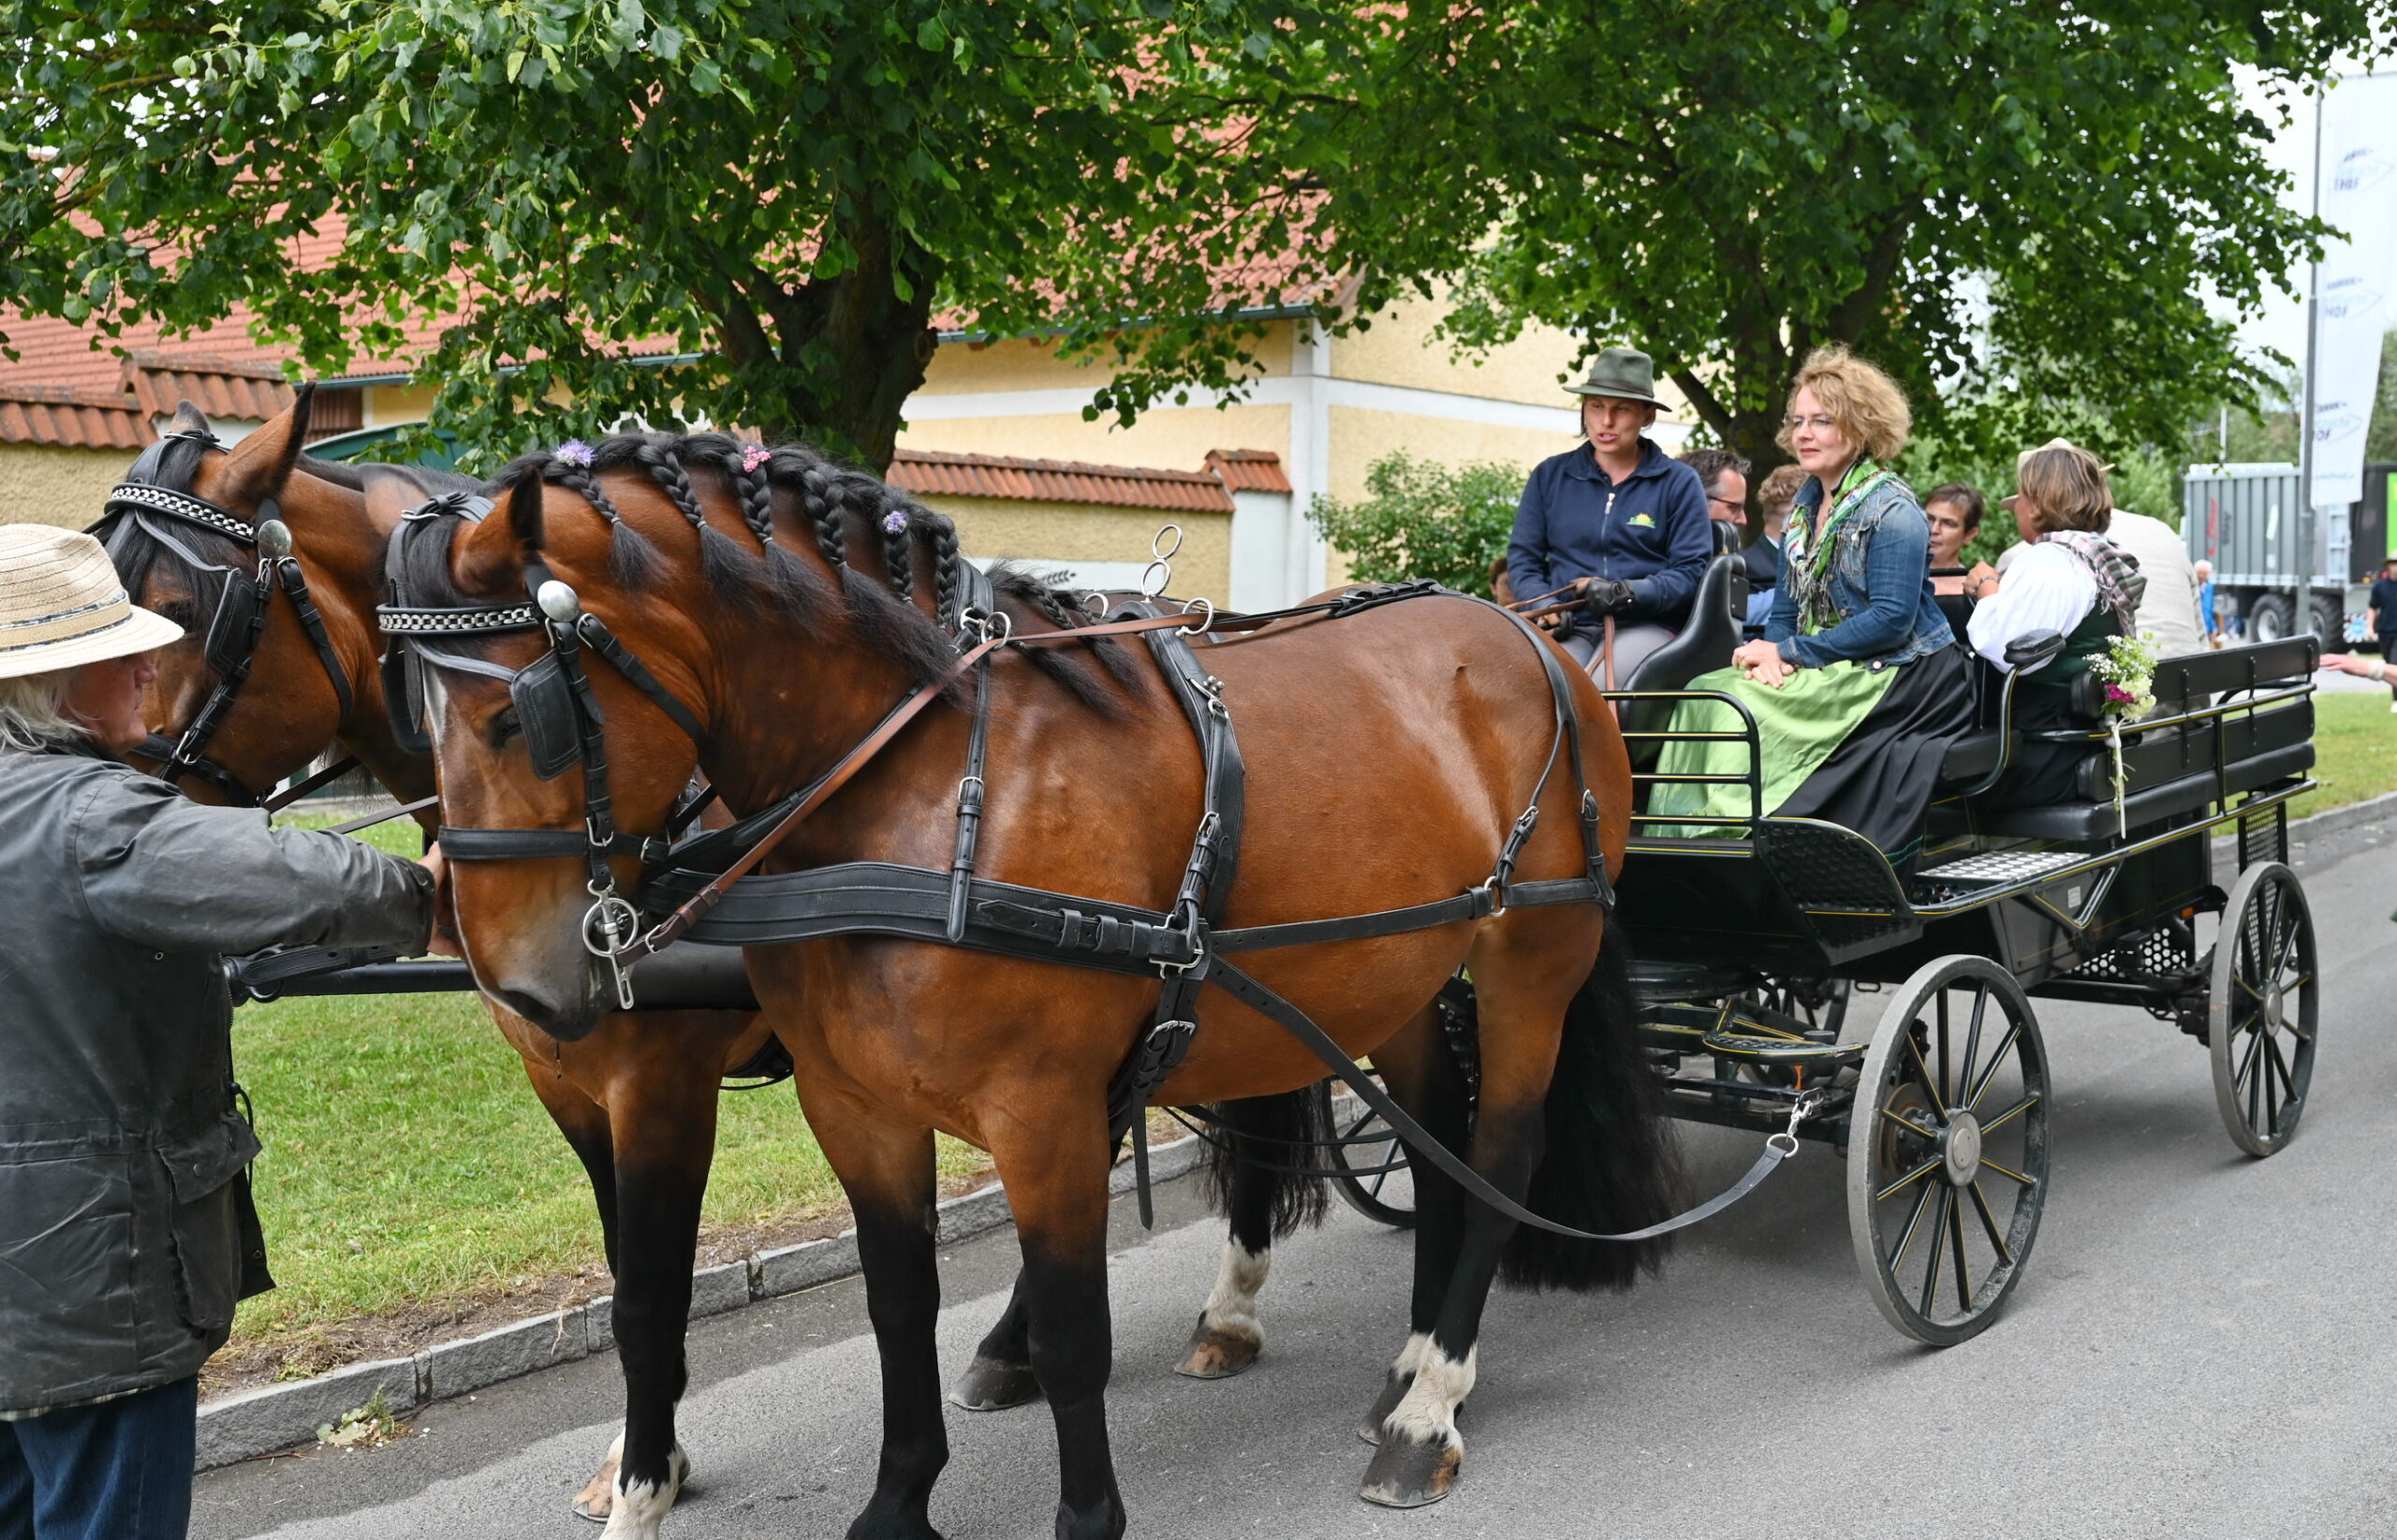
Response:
[93,455,360,807]
[379,493,717,1007]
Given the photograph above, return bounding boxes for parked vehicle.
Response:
[2183,462,2397,646]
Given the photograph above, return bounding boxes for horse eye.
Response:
[489,709,522,749]
[157,600,199,628]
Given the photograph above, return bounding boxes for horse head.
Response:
[104,393,444,806]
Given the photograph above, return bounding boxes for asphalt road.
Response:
[197,814,2397,1540]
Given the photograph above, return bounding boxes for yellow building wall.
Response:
[1324,404,1566,506]
[0,445,138,529]
[920,494,1231,602]
[915,321,1297,396]
[362,383,436,427]
[897,403,1291,480]
[1331,289,1695,419]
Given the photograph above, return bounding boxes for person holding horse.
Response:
[1507,345,1713,684]
[1647,346,1971,863]
[0,525,443,1540]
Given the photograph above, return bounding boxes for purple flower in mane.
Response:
[554,440,595,467]
[883,509,908,535]
[742,444,771,474]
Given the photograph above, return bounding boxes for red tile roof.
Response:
[1204,447,1292,494]
[890,447,1287,514]
[0,384,150,450]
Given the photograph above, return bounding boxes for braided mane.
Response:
[463,432,1135,710]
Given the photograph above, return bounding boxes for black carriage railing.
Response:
[2023,670,2316,814]
[1605,686,1767,838]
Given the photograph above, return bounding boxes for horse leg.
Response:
[994,1111,1125,1540]
[1359,952,1588,1509]
[516,1062,643,1523]
[1175,1091,1323,1380]
[950,1272,1043,1412]
[814,1106,949,1540]
[1351,1008,1473,1445]
[591,1057,722,1538]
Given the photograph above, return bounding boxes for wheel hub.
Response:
[1941,1110,1983,1187]
[2263,983,2285,1034]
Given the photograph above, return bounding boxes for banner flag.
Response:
[2310,74,2397,511]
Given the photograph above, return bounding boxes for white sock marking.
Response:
[599,1443,688,1539]
[1198,1241,1271,1343]
[1383,1344,1477,1449]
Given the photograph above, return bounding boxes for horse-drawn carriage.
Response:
[109,404,2325,1529]
[1335,553,2323,1344]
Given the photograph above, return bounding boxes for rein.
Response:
[94,466,361,810]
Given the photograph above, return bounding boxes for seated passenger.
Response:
[1682,447,1753,558]
[1743,463,1804,628]
[1647,346,1971,862]
[1509,346,1712,683]
[1923,482,1985,595]
[1967,442,2146,810]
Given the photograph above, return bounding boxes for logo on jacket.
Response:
[1626,511,1655,528]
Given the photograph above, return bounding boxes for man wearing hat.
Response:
[1507,346,1713,683]
[0,526,441,1538]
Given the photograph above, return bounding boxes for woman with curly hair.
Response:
[1649,346,1973,862]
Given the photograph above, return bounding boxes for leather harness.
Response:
[91,445,362,810]
[370,494,1801,1244]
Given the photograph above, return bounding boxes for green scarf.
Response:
[1784,459,1900,634]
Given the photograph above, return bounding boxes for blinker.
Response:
[510,651,586,781]
[203,575,264,679]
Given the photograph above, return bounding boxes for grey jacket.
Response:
[0,745,432,1415]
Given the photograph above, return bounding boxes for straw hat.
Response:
[0,525,182,681]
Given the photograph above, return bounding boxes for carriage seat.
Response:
[1621,553,1749,695]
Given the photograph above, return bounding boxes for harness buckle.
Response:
[581,885,642,1011]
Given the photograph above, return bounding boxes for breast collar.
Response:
[91,455,360,808]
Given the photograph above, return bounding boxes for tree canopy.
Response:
[0,0,1333,469]
[1269,0,2390,480]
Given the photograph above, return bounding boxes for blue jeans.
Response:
[0,1378,197,1540]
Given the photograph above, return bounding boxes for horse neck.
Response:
[699,592,952,819]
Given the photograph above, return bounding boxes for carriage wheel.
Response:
[1846,956,2049,1346]
[1330,1082,1416,1230]
[2208,861,2318,1158]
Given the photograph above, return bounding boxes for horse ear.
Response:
[210,386,316,514]
[453,468,546,596]
[167,400,213,438]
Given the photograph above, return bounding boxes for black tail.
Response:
[1196,1084,1336,1241]
[1498,918,1684,1291]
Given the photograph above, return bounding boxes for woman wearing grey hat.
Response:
[0,525,442,1539]
[1506,346,1713,684]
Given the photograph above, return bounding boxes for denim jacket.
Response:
[1766,471,1954,669]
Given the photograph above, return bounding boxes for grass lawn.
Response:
[2290,691,2397,819]
[231,808,992,1360]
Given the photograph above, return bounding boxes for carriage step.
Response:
[1916,848,2087,887]
[1699,1025,1868,1068]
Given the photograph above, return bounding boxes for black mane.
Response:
[398,432,1133,711]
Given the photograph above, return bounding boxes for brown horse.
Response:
[99,400,780,1528]
[396,432,1679,1533]
[104,399,1334,1534]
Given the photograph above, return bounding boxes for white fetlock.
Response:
[598,1444,689,1539]
[1381,1344,1477,1453]
[1198,1242,1270,1347]
[1388,1330,1438,1382]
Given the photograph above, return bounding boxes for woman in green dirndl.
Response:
[1649,347,1972,861]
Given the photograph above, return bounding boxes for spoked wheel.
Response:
[1846,956,2049,1346]
[1330,1077,1416,1230]
[2209,860,2319,1157]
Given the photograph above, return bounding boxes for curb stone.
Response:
[195,1133,1204,1471]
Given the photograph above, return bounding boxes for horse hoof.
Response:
[1359,1432,1461,1509]
[948,1354,1042,1412]
[1173,1321,1261,1380]
[1356,1369,1412,1445]
[573,1443,622,1521]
